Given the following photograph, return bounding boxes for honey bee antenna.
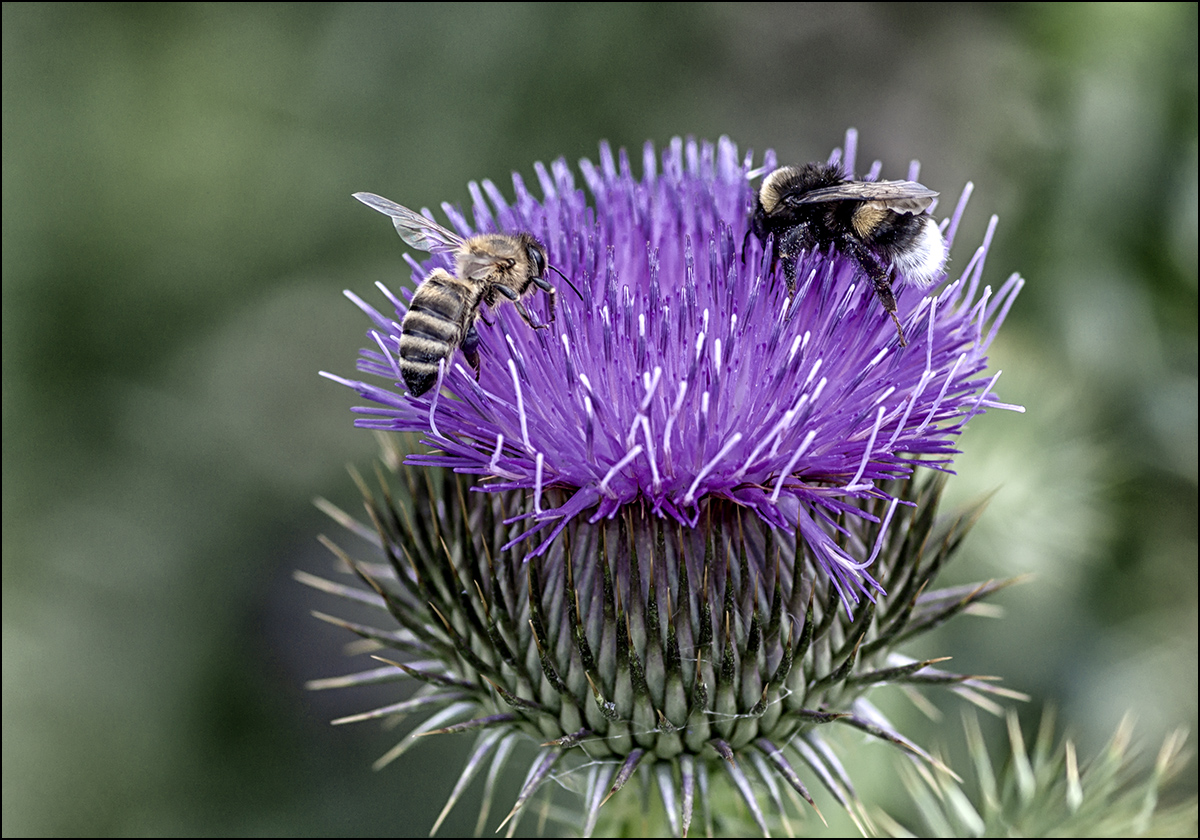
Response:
[549,265,585,302]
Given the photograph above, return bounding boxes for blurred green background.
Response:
[4,3,1195,835]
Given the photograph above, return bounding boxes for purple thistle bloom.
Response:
[325,131,1022,602]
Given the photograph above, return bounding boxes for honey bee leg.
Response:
[513,300,549,330]
[492,283,526,314]
[495,283,550,330]
[461,323,482,380]
[531,275,558,323]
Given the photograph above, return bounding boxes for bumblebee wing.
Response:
[794,180,938,213]
[353,192,465,254]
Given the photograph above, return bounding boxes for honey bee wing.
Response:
[794,180,938,213]
[352,192,465,254]
[458,249,509,284]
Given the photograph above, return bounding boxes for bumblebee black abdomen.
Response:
[399,269,470,396]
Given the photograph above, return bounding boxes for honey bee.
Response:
[354,192,577,397]
[747,162,947,346]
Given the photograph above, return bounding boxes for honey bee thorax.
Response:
[457,235,530,290]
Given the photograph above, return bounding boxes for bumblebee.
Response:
[747,162,947,346]
[354,192,575,397]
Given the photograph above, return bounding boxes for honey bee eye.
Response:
[529,246,546,276]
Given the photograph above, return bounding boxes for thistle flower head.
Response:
[308,133,1033,836]
[325,132,1022,603]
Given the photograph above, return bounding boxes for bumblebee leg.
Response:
[461,322,482,380]
[872,271,907,347]
[888,309,906,346]
[781,254,798,298]
[848,246,907,347]
[778,228,807,299]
